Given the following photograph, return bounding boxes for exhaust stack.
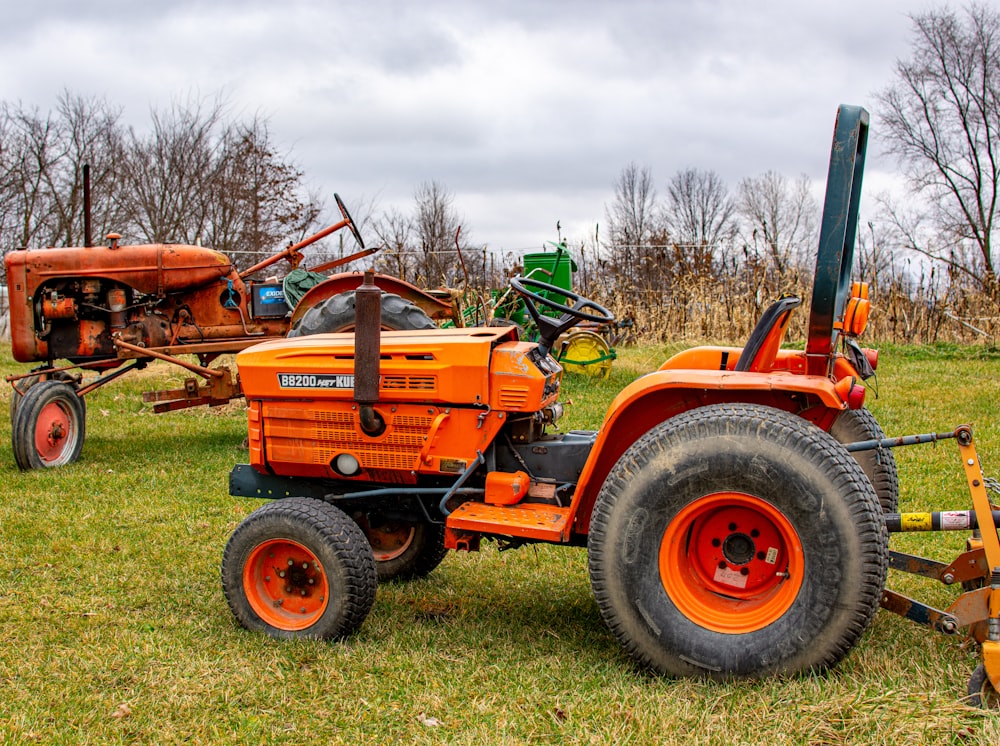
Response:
[354,270,385,436]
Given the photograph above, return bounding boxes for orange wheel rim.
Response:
[34,400,73,464]
[368,523,415,562]
[243,539,329,631]
[659,492,803,634]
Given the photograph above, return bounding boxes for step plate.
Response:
[446,501,571,542]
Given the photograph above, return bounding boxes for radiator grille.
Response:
[266,405,433,471]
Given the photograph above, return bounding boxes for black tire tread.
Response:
[588,403,888,678]
[289,291,435,336]
[222,497,377,640]
[830,407,899,512]
[12,380,86,470]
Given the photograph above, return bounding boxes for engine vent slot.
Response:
[498,385,530,410]
[381,374,436,392]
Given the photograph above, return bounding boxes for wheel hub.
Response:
[35,401,71,462]
[243,539,329,630]
[722,532,755,567]
[659,492,804,634]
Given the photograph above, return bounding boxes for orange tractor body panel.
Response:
[236,325,566,483]
[564,365,850,537]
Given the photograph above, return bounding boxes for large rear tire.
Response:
[830,407,899,512]
[12,380,86,470]
[588,403,888,678]
[288,291,435,336]
[222,498,377,640]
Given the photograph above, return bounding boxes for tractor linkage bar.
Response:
[869,424,1000,695]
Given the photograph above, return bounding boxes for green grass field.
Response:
[1,343,1000,744]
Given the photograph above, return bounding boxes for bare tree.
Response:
[664,167,737,274]
[44,92,126,247]
[875,2,1000,295]
[0,93,124,250]
[604,162,658,283]
[118,97,224,245]
[372,206,415,281]
[412,180,466,287]
[206,116,321,270]
[738,171,817,279]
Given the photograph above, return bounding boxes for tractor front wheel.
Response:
[12,380,86,470]
[222,497,377,640]
[588,403,888,678]
[352,513,448,582]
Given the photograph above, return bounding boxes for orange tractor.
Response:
[4,193,451,469]
[222,107,1000,704]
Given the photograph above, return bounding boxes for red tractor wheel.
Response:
[222,497,377,640]
[242,538,331,631]
[588,403,888,678]
[12,380,86,470]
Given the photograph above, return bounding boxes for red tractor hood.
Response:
[5,242,235,296]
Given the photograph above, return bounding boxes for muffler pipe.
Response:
[354,270,385,436]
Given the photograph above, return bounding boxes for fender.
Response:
[661,346,863,380]
[289,272,454,326]
[566,367,851,537]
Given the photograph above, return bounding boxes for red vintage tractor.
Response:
[4,194,452,470]
[221,106,1000,704]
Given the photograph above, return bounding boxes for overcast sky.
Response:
[0,0,934,252]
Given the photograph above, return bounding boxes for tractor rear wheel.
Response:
[12,380,86,470]
[352,513,448,582]
[830,407,899,512]
[588,403,888,678]
[222,497,377,640]
[289,291,435,336]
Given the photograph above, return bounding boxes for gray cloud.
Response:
[0,0,922,249]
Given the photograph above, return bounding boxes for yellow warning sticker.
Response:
[900,513,932,531]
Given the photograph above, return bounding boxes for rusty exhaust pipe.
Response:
[355,270,385,436]
[83,163,93,248]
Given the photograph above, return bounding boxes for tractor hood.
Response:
[5,242,234,297]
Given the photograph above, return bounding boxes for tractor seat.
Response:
[734,296,802,373]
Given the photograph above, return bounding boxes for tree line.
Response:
[1,3,997,345]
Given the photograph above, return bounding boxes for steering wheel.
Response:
[508,276,614,355]
[335,193,365,250]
